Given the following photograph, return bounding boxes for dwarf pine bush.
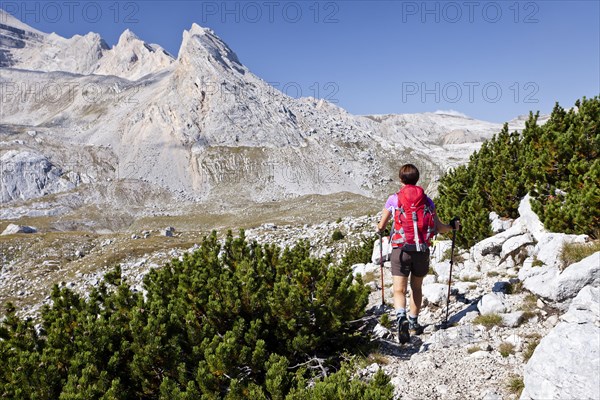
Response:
[0,231,392,398]
[436,97,599,248]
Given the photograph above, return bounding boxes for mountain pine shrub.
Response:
[0,231,392,398]
[436,97,599,248]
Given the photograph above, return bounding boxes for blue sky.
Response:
[2,0,599,122]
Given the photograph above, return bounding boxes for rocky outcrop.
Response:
[1,223,37,235]
[0,150,76,203]
[553,252,600,302]
[521,286,600,400]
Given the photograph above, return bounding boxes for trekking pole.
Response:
[379,231,385,307]
[444,228,457,327]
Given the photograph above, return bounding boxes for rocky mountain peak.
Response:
[118,28,139,43]
[94,28,174,80]
[0,8,43,34]
[177,23,244,75]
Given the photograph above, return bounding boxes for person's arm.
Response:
[377,208,392,233]
[434,214,460,234]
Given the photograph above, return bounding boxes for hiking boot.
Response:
[397,316,410,344]
[408,318,423,335]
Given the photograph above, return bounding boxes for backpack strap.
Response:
[412,211,420,250]
[424,204,434,243]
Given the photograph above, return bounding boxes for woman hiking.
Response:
[377,163,460,343]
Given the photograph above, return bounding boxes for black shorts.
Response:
[391,247,430,278]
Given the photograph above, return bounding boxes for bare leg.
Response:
[409,275,424,317]
[393,275,408,312]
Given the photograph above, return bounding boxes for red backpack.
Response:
[390,185,436,252]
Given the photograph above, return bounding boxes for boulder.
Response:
[500,233,534,261]
[431,260,451,282]
[520,251,599,303]
[489,211,513,233]
[521,266,560,300]
[500,311,524,328]
[422,283,448,305]
[423,325,475,350]
[371,236,391,264]
[535,232,588,270]
[161,227,175,237]
[477,292,506,315]
[430,240,452,263]
[553,252,600,302]
[515,194,546,242]
[1,224,37,235]
[351,262,379,277]
[470,223,525,265]
[521,286,600,400]
[423,274,437,285]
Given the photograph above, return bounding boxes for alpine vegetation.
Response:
[0,231,393,398]
[435,97,599,248]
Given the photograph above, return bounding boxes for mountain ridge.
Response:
[0,11,547,227]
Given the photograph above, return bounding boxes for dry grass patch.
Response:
[467,345,482,354]
[560,241,600,270]
[499,342,515,357]
[507,375,525,397]
[473,313,502,329]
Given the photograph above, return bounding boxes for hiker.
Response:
[377,163,460,343]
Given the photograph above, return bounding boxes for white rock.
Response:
[0,150,75,203]
[481,390,502,400]
[423,274,437,285]
[371,236,392,264]
[462,311,480,324]
[560,285,600,325]
[553,251,600,302]
[469,350,490,359]
[424,325,475,350]
[470,224,525,265]
[432,260,451,282]
[352,262,379,277]
[516,194,546,242]
[1,224,37,235]
[430,240,452,262]
[500,233,534,260]
[477,292,507,315]
[521,286,600,400]
[490,211,513,233]
[372,323,389,339]
[453,281,473,294]
[535,232,589,270]
[543,315,559,329]
[501,311,524,328]
[422,283,448,306]
[521,266,560,300]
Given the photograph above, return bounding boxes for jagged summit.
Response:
[95,28,174,80]
[0,8,43,34]
[0,11,534,209]
[0,10,173,80]
[178,23,244,74]
[118,28,139,43]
